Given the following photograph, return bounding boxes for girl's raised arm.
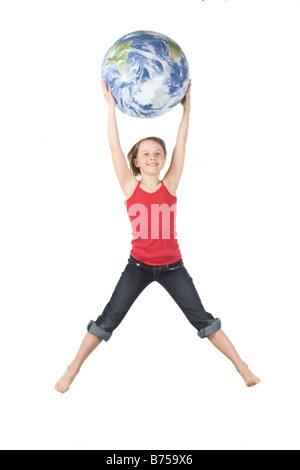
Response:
[101,81,136,195]
[164,80,191,193]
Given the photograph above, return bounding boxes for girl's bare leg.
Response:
[208,329,260,387]
[55,329,260,393]
[55,333,102,393]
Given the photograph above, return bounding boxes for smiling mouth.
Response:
[148,164,158,166]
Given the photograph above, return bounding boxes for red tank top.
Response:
[124,180,182,266]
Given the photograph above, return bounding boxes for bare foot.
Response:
[237,362,261,387]
[55,364,80,393]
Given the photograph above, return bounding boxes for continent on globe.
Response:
[101,31,190,118]
[106,41,132,78]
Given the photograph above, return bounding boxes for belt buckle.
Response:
[169,263,180,271]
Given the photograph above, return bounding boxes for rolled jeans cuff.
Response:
[87,320,112,342]
[198,318,222,339]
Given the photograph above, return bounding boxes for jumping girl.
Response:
[55,80,260,393]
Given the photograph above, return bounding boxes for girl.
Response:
[55,80,260,393]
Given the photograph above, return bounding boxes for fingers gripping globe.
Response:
[101,31,190,118]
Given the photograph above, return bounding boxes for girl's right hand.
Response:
[101,80,117,109]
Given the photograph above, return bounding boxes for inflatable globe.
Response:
[101,31,190,118]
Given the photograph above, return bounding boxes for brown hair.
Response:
[127,137,167,177]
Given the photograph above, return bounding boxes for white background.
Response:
[1,0,300,450]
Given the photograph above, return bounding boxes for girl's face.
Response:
[133,140,166,175]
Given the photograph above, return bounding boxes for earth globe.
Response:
[101,31,190,118]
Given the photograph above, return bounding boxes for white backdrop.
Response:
[1,0,300,450]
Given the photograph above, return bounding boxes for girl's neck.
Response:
[140,175,161,190]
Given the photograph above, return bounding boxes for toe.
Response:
[55,383,64,392]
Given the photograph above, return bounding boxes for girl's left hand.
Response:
[181,79,192,109]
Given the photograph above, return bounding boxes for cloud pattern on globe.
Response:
[101,31,190,118]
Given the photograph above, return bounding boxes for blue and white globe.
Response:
[101,31,190,118]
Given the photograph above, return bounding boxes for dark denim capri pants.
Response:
[87,255,221,342]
